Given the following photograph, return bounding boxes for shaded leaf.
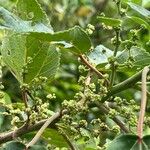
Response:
[29,145,47,150]
[128,2,150,18]
[42,128,69,148]
[97,16,122,27]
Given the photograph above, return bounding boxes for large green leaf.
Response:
[128,2,150,18]
[1,33,60,84]
[117,46,150,67]
[0,7,91,54]
[107,134,150,150]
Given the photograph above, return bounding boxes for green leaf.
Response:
[107,134,150,150]
[1,141,26,150]
[0,91,11,104]
[117,46,150,67]
[1,33,60,84]
[97,16,122,27]
[128,2,150,18]
[30,26,91,54]
[87,45,113,66]
[125,16,150,30]
[0,7,53,33]
[17,0,50,25]
[42,128,69,148]
[0,7,91,54]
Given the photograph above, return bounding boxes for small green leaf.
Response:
[128,2,150,18]
[97,16,122,27]
[1,141,26,150]
[0,91,11,104]
[117,46,150,67]
[88,45,113,66]
[1,33,60,84]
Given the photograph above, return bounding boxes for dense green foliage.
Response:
[0,0,150,150]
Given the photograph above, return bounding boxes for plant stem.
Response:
[22,90,28,108]
[26,111,61,149]
[137,66,149,140]
[109,29,120,87]
[79,54,109,85]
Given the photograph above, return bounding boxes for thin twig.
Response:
[79,54,109,85]
[26,111,61,149]
[137,66,149,140]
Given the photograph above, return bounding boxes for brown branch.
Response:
[26,111,61,149]
[79,54,109,85]
[137,66,149,140]
[0,111,63,144]
[22,90,28,108]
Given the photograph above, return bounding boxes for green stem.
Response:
[102,68,150,102]
[109,29,120,87]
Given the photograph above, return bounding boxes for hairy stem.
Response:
[102,68,150,102]
[79,54,109,85]
[137,66,149,140]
